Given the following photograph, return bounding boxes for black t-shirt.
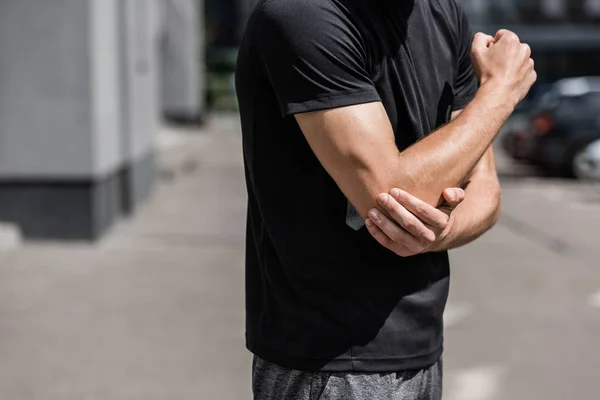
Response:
[236,0,478,372]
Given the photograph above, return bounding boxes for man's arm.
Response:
[296,30,535,220]
[363,109,501,255]
[433,110,501,251]
[435,145,501,251]
[363,144,500,257]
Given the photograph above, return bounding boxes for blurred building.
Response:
[459,0,600,85]
[0,0,204,240]
[161,0,206,123]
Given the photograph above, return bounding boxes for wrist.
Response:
[478,79,520,112]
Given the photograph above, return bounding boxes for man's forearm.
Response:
[436,164,501,251]
[295,31,534,221]
[391,83,513,208]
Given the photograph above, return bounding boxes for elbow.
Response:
[490,204,501,227]
[344,156,430,218]
[490,185,502,227]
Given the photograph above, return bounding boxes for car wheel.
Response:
[571,140,600,181]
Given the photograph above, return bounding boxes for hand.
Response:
[365,188,465,257]
[471,30,537,106]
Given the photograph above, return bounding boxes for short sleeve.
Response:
[250,1,381,117]
[453,6,479,111]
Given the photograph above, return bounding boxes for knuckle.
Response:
[388,230,402,244]
[403,220,416,232]
[498,29,516,41]
[405,245,420,256]
[383,197,396,210]
[378,233,391,247]
[435,216,448,230]
[390,204,403,217]
[507,32,520,42]
[423,232,436,244]
[379,219,392,233]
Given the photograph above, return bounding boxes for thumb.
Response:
[472,32,494,52]
[442,188,465,208]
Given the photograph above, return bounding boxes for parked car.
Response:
[501,83,553,161]
[523,77,600,179]
[501,114,533,161]
[571,139,600,181]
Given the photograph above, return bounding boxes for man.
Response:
[236,0,536,398]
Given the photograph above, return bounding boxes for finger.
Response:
[375,195,436,243]
[521,43,531,59]
[369,205,434,245]
[442,188,466,208]
[494,29,520,43]
[389,189,448,231]
[365,218,417,258]
[472,32,494,52]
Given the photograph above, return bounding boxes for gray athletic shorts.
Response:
[252,356,442,400]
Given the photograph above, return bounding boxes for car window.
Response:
[554,92,600,120]
[534,90,559,112]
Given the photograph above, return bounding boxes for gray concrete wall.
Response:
[119,0,161,214]
[90,0,123,177]
[120,0,159,162]
[0,0,93,178]
[0,0,160,239]
[0,0,126,179]
[161,0,204,120]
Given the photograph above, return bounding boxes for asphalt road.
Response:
[444,146,600,400]
[0,116,597,399]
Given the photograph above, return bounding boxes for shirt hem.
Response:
[282,90,382,117]
[247,338,444,373]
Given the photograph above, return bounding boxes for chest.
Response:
[361,3,460,149]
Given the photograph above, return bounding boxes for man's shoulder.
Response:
[431,0,468,16]
[435,0,471,28]
[254,0,345,25]
[425,0,472,45]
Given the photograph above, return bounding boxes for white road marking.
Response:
[588,290,600,309]
[444,302,473,329]
[446,366,504,400]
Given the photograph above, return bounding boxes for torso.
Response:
[236,0,474,372]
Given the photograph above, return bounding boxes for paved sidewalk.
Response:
[0,116,250,400]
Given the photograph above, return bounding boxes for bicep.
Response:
[295,102,401,219]
[254,3,379,117]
